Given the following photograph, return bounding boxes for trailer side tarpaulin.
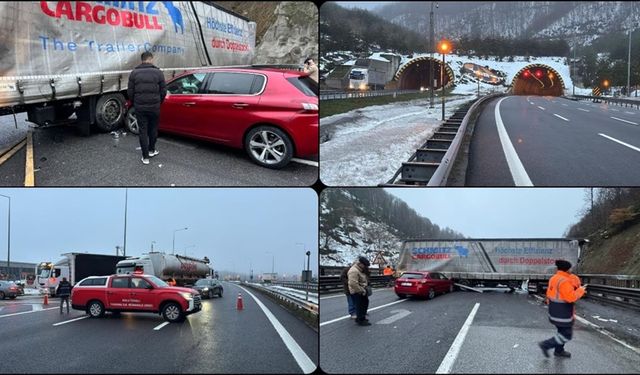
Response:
[397,239,581,274]
[0,1,256,106]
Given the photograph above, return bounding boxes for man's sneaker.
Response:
[538,342,550,358]
[149,150,159,157]
[141,158,150,165]
[554,351,571,358]
[357,321,372,326]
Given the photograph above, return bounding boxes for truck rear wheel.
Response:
[162,302,184,323]
[87,300,105,318]
[95,93,125,132]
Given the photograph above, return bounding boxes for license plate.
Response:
[401,282,412,286]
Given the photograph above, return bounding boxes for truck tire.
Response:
[427,288,436,300]
[87,300,105,318]
[244,125,293,169]
[95,93,125,132]
[124,107,140,135]
[162,302,184,323]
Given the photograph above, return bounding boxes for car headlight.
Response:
[179,292,193,300]
[202,287,209,291]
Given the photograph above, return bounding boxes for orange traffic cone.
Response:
[236,293,243,310]
[43,291,49,306]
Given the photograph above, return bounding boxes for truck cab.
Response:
[71,274,201,323]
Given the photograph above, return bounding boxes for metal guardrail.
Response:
[383,93,504,186]
[319,275,391,295]
[584,284,640,310]
[265,281,318,291]
[245,282,318,315]
[572,95,640,109]
[320,89,425,100]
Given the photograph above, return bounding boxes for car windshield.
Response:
[286,76,317,97]
[195,279,211,286]
[399,273,424,279]
[145,275,169,287]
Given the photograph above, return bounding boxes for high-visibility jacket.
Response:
[383,268,393,276]
[546,271,585,327]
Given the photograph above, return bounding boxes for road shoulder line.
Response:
[52,315,89,326]
[436,302,480,374]
[320,298,407,327]
[237,285,316,374]
[494,97,533,186]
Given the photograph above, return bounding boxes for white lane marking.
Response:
[625,111,636,115]
[531,295,640,355]
[610,116,639,126]
[537,106,545,110]
[376,309,412,325]
[553,114,570,122]
[0,307,58,318]
[236,285,316,374]
[611,108,620,112]
[153,321,170,331]
[291,158,318,167]
[320,299,407,327]
[52,315,89,326]
[436,303,480,374]
[578,108,590,112]
[598,133,640,153]
[495,97,534,186]
[562,103,568,107]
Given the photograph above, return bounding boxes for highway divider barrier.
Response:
[242,282,318,331]
[571,95,640,109]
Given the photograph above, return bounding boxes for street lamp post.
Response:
[628,29,632,97]
[476,71,481,97]
[429,2,438,108]
[305,250,311,302]
[438,40,452,121]
[0,195,10,279]
[151,241,156,252]
[172,227,188,255]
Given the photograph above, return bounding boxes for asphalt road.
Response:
[319,287,640,374]
[467,96,640,186]
[0,115,317,187]
[0,282,317,374]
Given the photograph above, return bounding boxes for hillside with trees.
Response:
[565,188,640,275]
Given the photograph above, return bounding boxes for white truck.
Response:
[36,253,129,296]
[0,1,256,134]
[115,252,211,286]
[396,238,584,293]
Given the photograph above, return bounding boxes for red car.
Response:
[125,67,318,169]
[71,274,201,322]
[394,271,454,299]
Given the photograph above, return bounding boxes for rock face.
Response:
[253,2,318,65]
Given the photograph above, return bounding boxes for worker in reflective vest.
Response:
[538,259,586,358]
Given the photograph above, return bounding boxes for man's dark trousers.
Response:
[137,110,159,158]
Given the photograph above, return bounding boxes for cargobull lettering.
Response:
[39,1,184,33]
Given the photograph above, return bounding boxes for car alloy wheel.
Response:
[428,288,435,299]
[249,130,287,164]
[89,302,103,317]
[164,304,181,322]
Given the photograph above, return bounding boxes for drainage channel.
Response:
[382,100,477,186]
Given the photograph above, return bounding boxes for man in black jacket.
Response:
[127,52,167,165]
[57,277,72,314]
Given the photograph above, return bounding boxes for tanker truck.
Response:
[115,252,211,287]
[396,238,585,293]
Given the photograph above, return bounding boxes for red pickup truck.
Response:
[71,274,201,322]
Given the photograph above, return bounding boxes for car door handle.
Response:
[232,103,249,109]
[183,102,196,107]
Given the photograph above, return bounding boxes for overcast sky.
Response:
[0,188,317,277]
[386,188,586,238]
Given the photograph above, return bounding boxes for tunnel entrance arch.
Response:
[394,56,455,91]
[512,64,565,96]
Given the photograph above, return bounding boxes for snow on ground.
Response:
[320,95,474,186]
